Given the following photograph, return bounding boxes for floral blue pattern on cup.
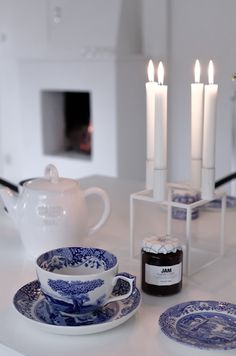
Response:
[45,279,105,313]
[37,247,117,272]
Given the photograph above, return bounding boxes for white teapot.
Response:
[0,164,111,259]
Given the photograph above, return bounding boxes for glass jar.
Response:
[141,235,183,296]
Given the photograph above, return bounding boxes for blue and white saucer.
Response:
[159,300,236,350]
[13,279,141,335]
[204,195,236,211]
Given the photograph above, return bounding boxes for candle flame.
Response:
[147,60,154,82]
[208,60,214,84]
[157,61,164,85]
[194,59,201,83]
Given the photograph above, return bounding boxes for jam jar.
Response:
[141,235,183,296]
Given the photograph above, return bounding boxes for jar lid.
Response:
[142,235,182,254]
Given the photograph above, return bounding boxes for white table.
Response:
[0,175,235,356]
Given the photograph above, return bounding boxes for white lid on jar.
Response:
[142,235,183,254]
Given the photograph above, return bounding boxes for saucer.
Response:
[13,280,141,335]
[159,300,236,350]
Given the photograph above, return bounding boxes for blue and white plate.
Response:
[204,195,236,210]
[159,300,236,350]
[13,279,141,335]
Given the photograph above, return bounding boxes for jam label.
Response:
[145,263,182,286]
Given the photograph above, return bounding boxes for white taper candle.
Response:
[191,59,204,189]
[202,60,218,200]
[153,61,168,201]
[146,60,158,189]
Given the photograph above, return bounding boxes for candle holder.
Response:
[129,183,226,276]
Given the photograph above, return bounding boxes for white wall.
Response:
[141,0,236,190]
[141,0,168,61]
[168,0,236,185]
[1,0,236,185]
[0,59,22,179]
[0,0,145,182]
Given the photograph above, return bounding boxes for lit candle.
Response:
[191,59,204,189]
[153,61,168,201]
[202,60,218,200]
[145,60,158,189]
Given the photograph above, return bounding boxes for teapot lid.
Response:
[24,164,78,192]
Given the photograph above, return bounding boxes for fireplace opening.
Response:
[41,90,92,158]
[65,91,92,155]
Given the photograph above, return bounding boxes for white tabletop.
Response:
[0,175,235,356]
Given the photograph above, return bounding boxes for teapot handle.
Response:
[84,187,111,235]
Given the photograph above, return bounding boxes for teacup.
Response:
[36,247,135,314]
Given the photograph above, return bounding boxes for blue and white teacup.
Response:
[36,247,135,314]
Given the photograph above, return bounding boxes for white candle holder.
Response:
[130,183,226,276]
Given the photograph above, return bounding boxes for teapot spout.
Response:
[0,187,18,225]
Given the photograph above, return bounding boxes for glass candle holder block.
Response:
[130,189,169,259]
[130,185,226,276]
[168,191,226,276]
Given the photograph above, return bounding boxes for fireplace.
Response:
[0,0,146,182]
[13,58,146,181]
[64,91,92,155]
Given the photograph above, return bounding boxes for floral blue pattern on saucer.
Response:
[159,300,236,350]
[13,276,141,335]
